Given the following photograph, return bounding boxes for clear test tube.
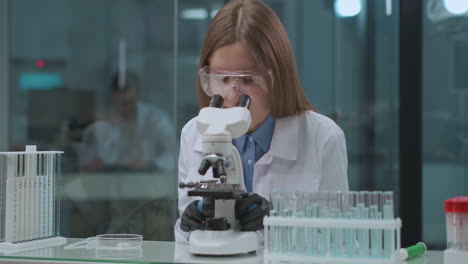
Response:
[271,191,281,212]
[24,153,31,241]
[330,191,343,257]
[306,192,319,256]
[361,206,370,257]
[376,191,384,215]
[344,192,356,257]
[13,155,19,241]
[317,191,330,255]
[295,191,307,216]
[295,211,305,255]
[51,153,56,237]
[285,191,295,254]
[296,191,309,255]
[280,208,290,254]
[383,191,394,218]
[361,192,370,257]
[383,191,395,258]
[43,154,51,238]
[287,208,293,255]
[35,153,42,240]
[356,191,367,257]
[273,190,289,254]
[270,190,282,254]
[329,194,338,255]
[356,191,366,211]
[352,192,361,257]
[268,209,277,253]
[445,197,468,251]
[319,206,330,256]
[370,191,382,257]
[337,191,345,249]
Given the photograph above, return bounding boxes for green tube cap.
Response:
[400,242,427,260]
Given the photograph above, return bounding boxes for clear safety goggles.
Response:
[199,66,272,98]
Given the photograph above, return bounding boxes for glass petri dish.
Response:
[96,234,143,249]
[96,247,143,259]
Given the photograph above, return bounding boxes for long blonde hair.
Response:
[196,0,316,118]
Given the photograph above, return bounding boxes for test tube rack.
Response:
[263,190,402,264]
[0,146,66,253]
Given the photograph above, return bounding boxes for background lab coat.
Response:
[79,102,174,172]
[174,110,349,242]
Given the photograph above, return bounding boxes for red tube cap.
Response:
[445,197,468,213]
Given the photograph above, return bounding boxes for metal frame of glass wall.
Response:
[399,0,423,247]
[0,0,9,151]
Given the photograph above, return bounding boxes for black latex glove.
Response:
[180,200,205,232]
[235,193,270,231]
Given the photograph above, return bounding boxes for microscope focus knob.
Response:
[205,217,230,231]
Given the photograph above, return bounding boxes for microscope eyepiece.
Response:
[214,159,226,178]
[209,95,224,108]
[198,159,211,175]
[236,94,251,109]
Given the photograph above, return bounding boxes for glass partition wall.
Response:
[5,0,400,241]
[8,0,178,241]
[422,0,468,249]
[177,0,401,191]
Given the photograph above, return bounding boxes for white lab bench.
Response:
[0,238,444,264]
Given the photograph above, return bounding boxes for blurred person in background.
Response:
[78,71,174,173]
[74,71,174,240]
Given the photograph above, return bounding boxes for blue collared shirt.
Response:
[233,116,276,192]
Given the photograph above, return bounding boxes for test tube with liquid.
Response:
[278,190,293,255]
[268,209,277,253]
[306,196,319,256]
[317,191,330,256]
[294,191,308,255]
[319,207,330,256]
[286,209,294,255]
[295,211,305,255]
[359,191,370,257]
[352,192,362,257]
[355,192,367,257]
[276,192,290,255]
[344,192,356,257]
[270,193,281,253]
[370,191,383,257]
[383,191,395,257]
[330,191,343,257]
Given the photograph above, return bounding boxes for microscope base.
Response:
[189,229,259,255]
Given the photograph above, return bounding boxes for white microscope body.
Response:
[179,95,259,255]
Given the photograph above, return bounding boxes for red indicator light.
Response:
[36,60,45,68]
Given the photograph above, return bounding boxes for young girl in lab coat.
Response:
[175,0,348,242]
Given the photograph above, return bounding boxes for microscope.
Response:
[179,94,259,255]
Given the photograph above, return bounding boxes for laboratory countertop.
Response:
[0,238,443,264]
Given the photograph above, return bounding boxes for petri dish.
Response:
[96,247,143,259]
[96,234,143,249]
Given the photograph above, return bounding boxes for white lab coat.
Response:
[78,102,174,173]
[174,110,349,242]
